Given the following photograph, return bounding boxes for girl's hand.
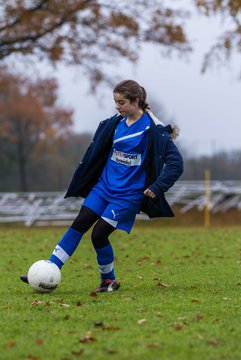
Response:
[144,188,156,199]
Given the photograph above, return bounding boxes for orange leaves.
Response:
[0,65,73,189]
[195,0,241,17]
[0,1,190,90]
[108,13,139,33]
[0,66,73,143]
[195,313,204,321]
[7,340,15,348]
[35,338,44,345]
[79,332,96,344]
[49,43,64,61]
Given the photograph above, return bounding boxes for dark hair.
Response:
[113,80,150,111]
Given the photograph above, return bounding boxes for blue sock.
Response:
[95,243,115,281]
[50,227,83,269]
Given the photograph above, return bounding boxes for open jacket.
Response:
[65,113,184,218]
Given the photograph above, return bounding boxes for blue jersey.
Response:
[96,112,150,201]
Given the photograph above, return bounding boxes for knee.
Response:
[91,227,101,248]
[91,227,110,249]
[71,218,86,233]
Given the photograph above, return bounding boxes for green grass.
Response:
[0,224,241,360]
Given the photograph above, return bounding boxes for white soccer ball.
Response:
[28,260,61,293]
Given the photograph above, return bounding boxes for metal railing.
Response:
[0,181,240,226]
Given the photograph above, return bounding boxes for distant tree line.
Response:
[0,132,93,191]
[1,132,240,192]
[181,150,241,181]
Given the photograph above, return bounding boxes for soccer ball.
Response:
[28,260,61,293]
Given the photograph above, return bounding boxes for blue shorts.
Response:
[82,188,141,233]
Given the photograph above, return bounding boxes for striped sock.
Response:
[95,243,115,281]
[49,227,83,269]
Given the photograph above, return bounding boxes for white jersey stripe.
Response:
[113,126,150,144]
[53,245,69,263]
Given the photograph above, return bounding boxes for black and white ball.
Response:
[28,260,61,293]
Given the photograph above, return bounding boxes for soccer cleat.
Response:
[95,279,120,293]
[20,275,29,284]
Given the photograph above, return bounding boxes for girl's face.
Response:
[113,92,139,117]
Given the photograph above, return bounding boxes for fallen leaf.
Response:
[89,292,97,297]
[138,319,146,324]
[191,299,200,303]
[30,301,44,307]
[137,308,147,312]
[79,332,96,343]
[146,343,161,348]
[82,263,93,269]
[213,318,222,324]
[76,301,82,306]
[35,339,44,345]
[71,349,84,356]
[156,312,163,318]
[173,323,184,331]
[207,339,220,346]
[105,349,118,355]
[195,314,204,321]
[157,282,172,288]
[26,356,40,360]
[136,256,150,265]
[62,303,70,308]
[94,321,104,328]
[103,326,120,331]
[136,276,143,280]
[44,302,52,306]
[186,285,198,289]
[7,340,15,348]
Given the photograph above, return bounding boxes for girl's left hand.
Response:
[143,188,156,199]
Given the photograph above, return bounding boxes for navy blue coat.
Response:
[65,113,184,218]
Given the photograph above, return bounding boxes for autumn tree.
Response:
[195,0,241,73]
[0,1,240,83]
[0,0,190,86]
[0,65,73,191]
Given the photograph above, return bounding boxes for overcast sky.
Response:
[48,5,241,157]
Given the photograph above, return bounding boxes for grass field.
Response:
[0,223,241,360]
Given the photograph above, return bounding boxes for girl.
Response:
[21,80,184,292]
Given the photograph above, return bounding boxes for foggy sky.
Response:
[54,6,241,156]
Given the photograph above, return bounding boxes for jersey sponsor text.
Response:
[111,148,141,166]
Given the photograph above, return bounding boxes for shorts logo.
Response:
[111,148,141,166]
